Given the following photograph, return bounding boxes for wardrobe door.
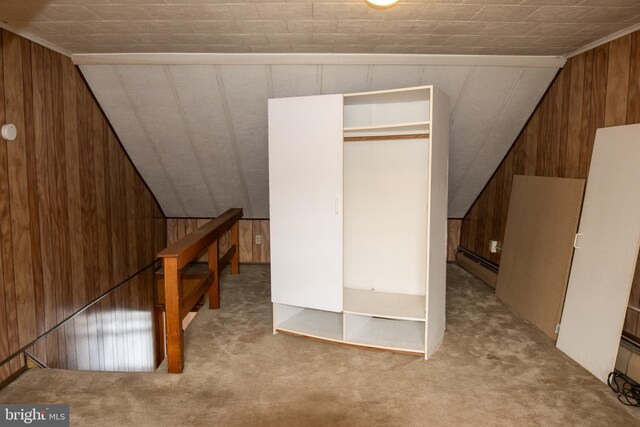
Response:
[268,94,344,312]
[426,87,450,358]
[556,124,640,382]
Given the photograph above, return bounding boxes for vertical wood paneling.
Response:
[0,30,10,380]
[3,31,37,350]
[565,53,584,179]
[628,32,640,124]
[605,35,631,127]
[0,29,166,380]
[260,220,270,263]
[459,29,640,342]
[586,44,609,178]
[578,50,593,178]
[20,40,45,345]
[239,220,253,263]
[447,219,462,262]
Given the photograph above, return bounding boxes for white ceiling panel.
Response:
[3,1,640,56]
[367,65,424,92]
[79,64,189,216]
[271,65,321,98]
[165,65,246,215]
[448,66,559,216]
[448,67,524,200]
[115,65,217,216]
[80,63,559,219]
[218,65,272,218]
[321,65,374,95]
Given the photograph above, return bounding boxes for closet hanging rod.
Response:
[344,133,430,142]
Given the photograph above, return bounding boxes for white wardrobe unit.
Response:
[268,86,450,358]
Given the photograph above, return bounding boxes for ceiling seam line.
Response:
[163,65,221,216]
[450,67,527,210]
[450,66,474,119]
[113,66,189,217]
[214,65,254,217]
[446,66,476,201]
[266,65,274,99]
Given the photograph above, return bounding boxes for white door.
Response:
[557,124,640,382]
[268,94,344,312]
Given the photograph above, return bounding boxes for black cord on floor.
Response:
[608,371,640,407]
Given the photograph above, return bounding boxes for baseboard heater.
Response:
[455,247,499,289]
[616,337,640,383]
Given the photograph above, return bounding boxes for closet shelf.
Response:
[346,315,425,353]
[343,122,430,142]
[344,133,429,142]
[343,121,429,133]
[275,308,343,342]
[343,288,426,321]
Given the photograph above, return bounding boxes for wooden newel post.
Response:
[157,208,242,373]
[208,241,219,309]
[164,257,183,373]
[231,220,240,275]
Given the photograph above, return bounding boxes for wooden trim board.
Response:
[456,252,498,289]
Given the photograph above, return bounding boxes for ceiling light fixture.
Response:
[365,0,399,10]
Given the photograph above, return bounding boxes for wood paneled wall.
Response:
[168,218,463,264]
[461,30,640,264]
[167,218,270,264]
[459,30,640,342]
[0,30,166,381]
[26,267,158,372]
[447,219,462,262]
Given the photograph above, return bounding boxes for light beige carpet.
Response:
[1,264,639,426]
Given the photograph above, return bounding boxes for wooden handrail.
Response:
[158,208,243,269]
[158,208,243,373]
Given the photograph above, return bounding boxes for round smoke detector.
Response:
[1,124,17,141]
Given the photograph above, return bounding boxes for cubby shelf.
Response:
[275,307,343,342]
[345,314,425,353]
[343,288,425,321]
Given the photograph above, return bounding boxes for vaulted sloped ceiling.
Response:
[80,62,559,218]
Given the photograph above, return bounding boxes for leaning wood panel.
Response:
[495,176,585,340]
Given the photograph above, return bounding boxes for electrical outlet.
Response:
[255,235,262,245]
[489,240,499,253]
